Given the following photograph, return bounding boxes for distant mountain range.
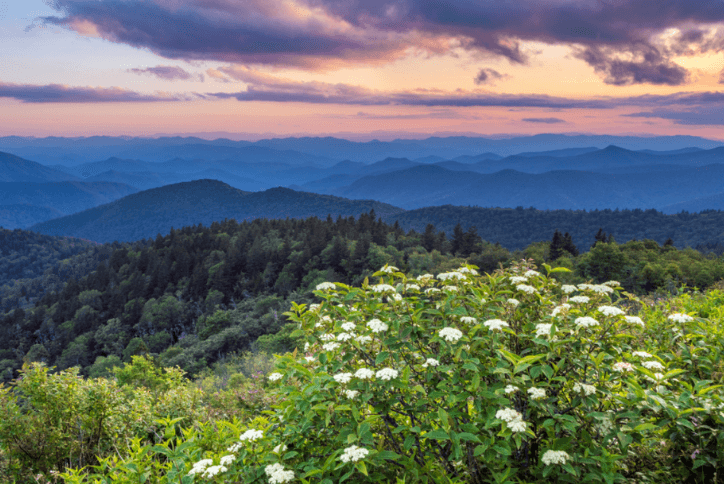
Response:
[28,180,404,243]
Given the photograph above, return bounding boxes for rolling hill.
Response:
[29,180,405,243]
[0,151,80,182]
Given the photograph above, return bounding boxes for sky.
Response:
[2,0,724,140]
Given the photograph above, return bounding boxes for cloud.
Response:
[42,0,724,84]
[624,108,724,126]
[128,65,204,82]
[522,117,565,124]
[0,82,189,103]
[474,68,506,85]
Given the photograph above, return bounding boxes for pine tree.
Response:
[549,230,564,261]
[562,232,579,257]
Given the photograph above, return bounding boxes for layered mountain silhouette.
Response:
[29,180,404,243]
[0,151,80,182]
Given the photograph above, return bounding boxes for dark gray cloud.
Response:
[42,0,724,84]
[0,82,187,103]
[522,117,565,124]
[474,68,505,85]
[128,65,204,81]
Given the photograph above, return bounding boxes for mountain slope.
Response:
[0,151,80,182]
[29,180,405,243]
[0,181,139,214]
[0,204,65,230]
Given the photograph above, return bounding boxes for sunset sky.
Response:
[2,0,724,140]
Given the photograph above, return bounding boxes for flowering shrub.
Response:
[61,262,724,483]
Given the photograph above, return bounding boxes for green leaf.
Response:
[355,461,368,476]
[425,429,449,440]
[633,423,657,432]
[457,432,482,443]
[375,352,390,365]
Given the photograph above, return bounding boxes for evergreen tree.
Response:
[550,230,565,261]
[452,223,465,255]
[562,232,579,257]
[422,224,437,253]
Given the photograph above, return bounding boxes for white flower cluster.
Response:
[319,333,335,341]
[367,318,389,333]
[579,283,613,294]
[340,445,369,463]
[405,284,421,291]
[516,284,537,294]
[598,305,624,316]
[632,351,652,358]
[510,276,528,284]
[220,455,235,466]
[355,368,375,379]
[344,389,359,399]
[239,429,263,442]
[341,322,356,332]
[458,267,478,275]
[460,316,477,324]
[484,319,509,332]
[416,274,434,283]
[376,368,399,381]
[337,332,353,342]
[322,342,341,352]
[541,450,570,465]
[551,304,570,316]
[268,372,283,382]
[422,358,439,368]
[380,265,399,273]
[308,304,321,311]
[613,362,634,373]
[625,316,645,327]
[188,459,213,476]
[273,444,288,454]
[575,316,598,329]
[495,408,527,433]
[561,285,578,294]
[316,282,336,291]
[202,465,227,478]
[442,285,458,291]
[227,443,242,453]
[265,463,295,484]
[504,385,518,394]
[355,335,372,344]
[425,288,441,294]
[528,387,546,400]
[372,284,396,293]
[642,360,665,371]
[569,295,590,304]
[439,327,463,342]
[438,271,465,281]
[388,293,403,302]
[524,270,540,278]
[334,373,353,384]
[668,313,694,323]
[507,298,520,307]
[535,323,552,338]
[573,382,596,396]
[603,280,620,287]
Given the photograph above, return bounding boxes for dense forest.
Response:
[1,212,724,383]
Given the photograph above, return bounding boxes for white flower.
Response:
[316,282,336,291]
[484,319,509,332]
[227,443,242,453]
[344,389,359,399]
[273,444,288,454]
[442,285,458,291]
[569,296,590,304]
[425,288,441,294]
[573,382,596,396]
[405,284,421,291]
[459,267,478,275]
[265,463,295,484]
[334,373,353,384]
[524,270,541,278]
[304,342,310,351]
[376,368,399,381]
[516,284,537,294]
[322,342,340,352]
[528,387,546,400]
[625,316,645,327]
[319,333,335,341]
[304,356,315,363]
[480,298,487,304]
[591,284,614,294]
[355,335,372,344]
[632,351,653,358]
[575,316,599,329]
[598,305,624,316]
[389,293,403,302]
[613,362,634,373]
[422,358,439,368]
[495,408,522,422]
[340,445,369,463]
[416,274,435,283]
[668,313,693,323]
[308,304,321,311]
[439,327,464,342]
[372,284,396,293]
[341,322,356,332]
[367,318,389,333]
[460,316,477,324]
[380,265,399,273]
[642,360,665,371]
[220,455,235,466]
[354,368,375,379]
[542,450,570,465]
[188,459,213,475]
[508,419,528,433]
[268,372,283,382]
[507,298,519,307]
[578,283,594,290]
[202,465,227,478]
[603,280,620,287]
[504,385,518,394]
[438,271,465,281]
[337,332,353,342]
[239,429,263,442]
[551,304,570,316]
[535,323,552,338]
[561,285,578,294]
[510,276,528,284]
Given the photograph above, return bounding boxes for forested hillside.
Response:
[2,213,724,384]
